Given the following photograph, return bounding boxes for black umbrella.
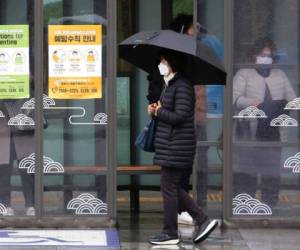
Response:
[119,30,226,84]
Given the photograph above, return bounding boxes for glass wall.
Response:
[0,0,35,217]
[231,0,300,218]
[3,0,300,225]
[0,0,116,224]
[43,0,108,216]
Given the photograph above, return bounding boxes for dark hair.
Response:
[170,14,193,34]
[159,49,186,73]
[251,37,277,61]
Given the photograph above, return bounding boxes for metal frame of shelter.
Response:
[0,0,117,228]
[1,0,299,228]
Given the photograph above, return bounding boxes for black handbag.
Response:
[256,100,286,141]
[135,118,157,152]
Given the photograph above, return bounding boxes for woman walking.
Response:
[148,49,218,245]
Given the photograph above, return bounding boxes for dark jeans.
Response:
[0,141,34,207]
[179,168,192,192]
[161,167,207,236]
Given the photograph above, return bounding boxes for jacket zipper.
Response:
[159,84,167,105]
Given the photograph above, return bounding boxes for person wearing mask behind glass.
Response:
[0,79,37,216]
[168,14,224,224]
[233,37,296,207]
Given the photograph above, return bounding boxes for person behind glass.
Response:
[233,37,296,206]
[148,13,223,226]
[168,13,224,223]
[0,84,36,216]
[148,49,218,245]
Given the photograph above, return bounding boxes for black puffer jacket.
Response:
[154,74,196,168]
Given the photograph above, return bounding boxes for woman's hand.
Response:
[148,103,157,116]
[154,101,162,116]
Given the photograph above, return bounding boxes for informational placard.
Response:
[48,25,102,99]
[0,25,29,99]
[206,85,224,118]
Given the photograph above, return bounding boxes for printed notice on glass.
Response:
[48,25,102,99]
[0,25,29,99]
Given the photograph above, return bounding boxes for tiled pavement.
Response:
[119,211,300,250]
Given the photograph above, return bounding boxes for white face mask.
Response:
[158,63,170,76]
[256,56,273,65]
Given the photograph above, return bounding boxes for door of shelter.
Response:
[0,0,117,227]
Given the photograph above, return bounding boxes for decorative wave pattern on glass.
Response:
[233,106,267,118]
[8,114,35,126]
[0,110,5,117]
[285,97,300,110]
[93,112,108,124]
[270,114,298,127]
[21,94,107,125]
[18,153,64,174]
[233,193,272,215]
[0,203,7,215]
[67,193,108,215]
[21,94,56,109]
[284,152,300,174]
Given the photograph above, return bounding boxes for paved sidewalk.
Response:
[119,212,300,250]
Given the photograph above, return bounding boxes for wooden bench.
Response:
[64,164,222,213]
[63,165,162,213]
[11,164,223,213]
[115,164,223,213]
[11,165,161,213]
[62,164,223,213]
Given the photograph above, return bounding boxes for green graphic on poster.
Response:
[0,25,29,99]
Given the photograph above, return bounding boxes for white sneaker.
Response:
[177,212,194,225]
[5,207,14,216]
[26,207,35,216]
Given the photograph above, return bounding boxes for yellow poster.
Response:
[48,25,102,99]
